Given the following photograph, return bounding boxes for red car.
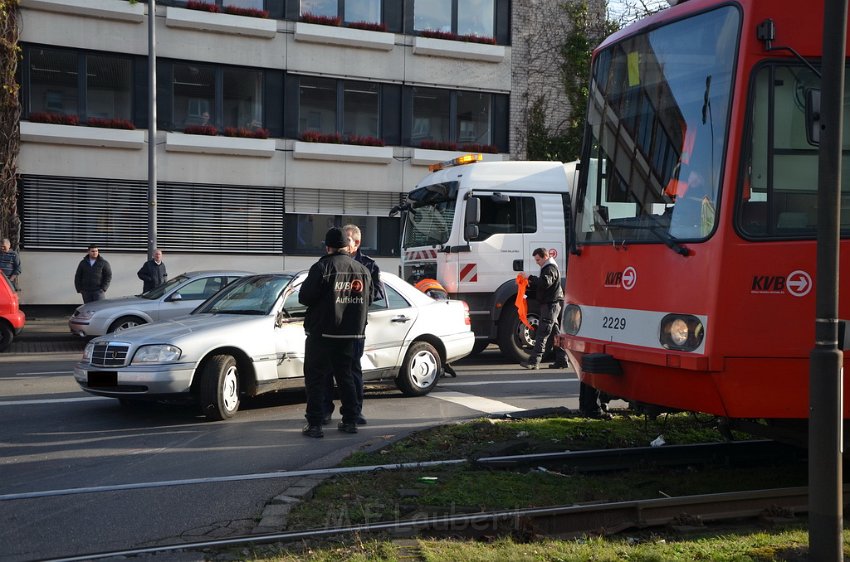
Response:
[0,274,25,351]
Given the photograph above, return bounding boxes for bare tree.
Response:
[0,0,21,250]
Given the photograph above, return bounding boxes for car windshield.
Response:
[139,275,189,299]
[193,274,294,316]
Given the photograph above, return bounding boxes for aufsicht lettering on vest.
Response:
[336,295,364,304]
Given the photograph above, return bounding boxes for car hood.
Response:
[93,313,278,344]
[77,295,151,312]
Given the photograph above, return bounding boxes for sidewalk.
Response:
[10,306,86,354]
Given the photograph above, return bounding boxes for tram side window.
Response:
[741,63,850,238]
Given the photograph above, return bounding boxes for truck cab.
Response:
[398,155,576,362]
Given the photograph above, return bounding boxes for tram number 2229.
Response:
[602,316,626,330]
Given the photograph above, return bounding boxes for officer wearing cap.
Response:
[298,227,373,438]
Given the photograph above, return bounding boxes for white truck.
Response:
[395,154,577,363]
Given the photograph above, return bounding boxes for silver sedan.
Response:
[73,272,475,420]
[68,270,251,337]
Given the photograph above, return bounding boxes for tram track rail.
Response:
[46,486,834,562]
[41,440,814,561]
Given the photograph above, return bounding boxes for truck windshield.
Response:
[575,6,740,247]
[402,182,459,247]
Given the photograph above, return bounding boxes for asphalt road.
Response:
[0,322,582,561]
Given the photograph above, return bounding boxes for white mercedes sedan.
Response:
[73,272,474,420]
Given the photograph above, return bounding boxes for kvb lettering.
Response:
[751,275,785,292]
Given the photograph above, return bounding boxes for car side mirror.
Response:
[167,292,183,302]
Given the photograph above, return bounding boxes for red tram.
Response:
[561,0,850,418]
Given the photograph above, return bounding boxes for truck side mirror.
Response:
[806,88,821,146]
[465,224,479,240]
[465,197,481,225]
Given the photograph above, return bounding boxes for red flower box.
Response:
[301,13,341,26]
[184,124,219,136]
[28,112,79,126]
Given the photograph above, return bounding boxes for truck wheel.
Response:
[397,341,441,396]
[497,303,539,364]
[199,354,240,421]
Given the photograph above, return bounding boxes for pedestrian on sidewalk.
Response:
[137,248,168,293]
[0,238,21,291]
[74,244,112,303]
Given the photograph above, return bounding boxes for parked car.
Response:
[0,274,25,351]
[68,270,251,337]
[73,272,474,420]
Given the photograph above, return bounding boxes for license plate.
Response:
[88,372,117,388]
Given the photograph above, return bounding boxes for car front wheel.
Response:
[396,341,441,397]
[199,354,240,421]
[109,315,146,333]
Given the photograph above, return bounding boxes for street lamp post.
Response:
[147,0,158,260]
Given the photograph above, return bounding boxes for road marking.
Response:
[429,390,524,414]
[0,396,105,406]
[14,370,72,376]
[0,458,468,502]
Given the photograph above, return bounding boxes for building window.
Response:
[298,76,380,138]
[161,62,264,132]
[456,91,491,145]
[410,87,495,150]
[414,0,495,38]
[344,82,379,137]
[25,46,133,123]
[300,0,381,23]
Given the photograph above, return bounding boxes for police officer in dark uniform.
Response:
[299,227,373,438]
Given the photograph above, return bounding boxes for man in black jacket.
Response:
[137,248,168,293]
[520,247,568,370]
[74,244,112,303]
[322,224,384,426]
[299,227,373,438]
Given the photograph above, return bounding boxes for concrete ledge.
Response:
[294,22,395,51]
[412,36,505,62]
[166,6,277,38]
[21,122,146,150]
[293,141,393,164]
[21,0,145,23]
[166,133,276,157]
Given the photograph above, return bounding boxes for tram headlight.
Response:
[562,304,582,335]
[659,314,704,351]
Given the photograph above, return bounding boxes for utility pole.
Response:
[147,0,158,260]
[809,0,846,559]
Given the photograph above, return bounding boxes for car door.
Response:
[274,280,308,380]
[153,275,225,321]
[362,283,419,372]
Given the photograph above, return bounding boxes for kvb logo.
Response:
[750,269,812,297]
[604,266,637,290]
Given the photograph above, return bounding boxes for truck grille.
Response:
[91,342,130,367]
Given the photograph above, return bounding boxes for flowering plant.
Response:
[28,112,79,125]
[300,131,385,147]
[301,13,341,26]
[348,21,387,32]
[224,6,269,18]
[460,143,499,154]
[87,117,136,130]
[184,124,219,136]
[223,127,270,139]
[185,0,220,13]
[420,30,496,45]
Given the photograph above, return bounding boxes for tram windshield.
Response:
[575,6,740,248]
